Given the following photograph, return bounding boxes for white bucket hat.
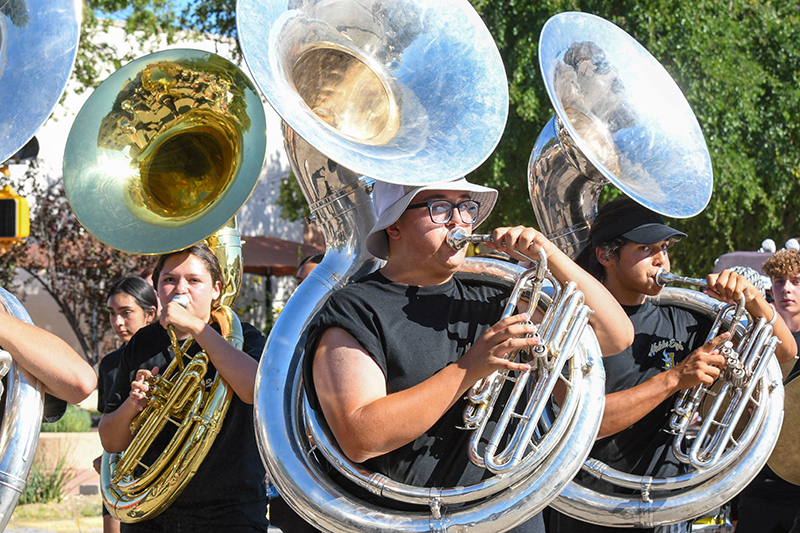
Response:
[366,177,498,260]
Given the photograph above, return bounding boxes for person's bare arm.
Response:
[489,226,634,356]
[0,310,96,404]
[313,315,538,463]
[191,324,258,403]
[597,332,729,439]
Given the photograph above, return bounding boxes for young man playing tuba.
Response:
[551,197,797,533]
[302,178,634,533]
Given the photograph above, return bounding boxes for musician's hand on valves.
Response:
[668,332,729,393]
[458,313,539,384]
[489,226,549,262]
[130,367,159,411]
[704,268,796,364]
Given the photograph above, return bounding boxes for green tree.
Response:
[76,1,182,88]
[472,0,800,276]
[0,164,145,364]
[71,0,800,277]
[77,0,239,89]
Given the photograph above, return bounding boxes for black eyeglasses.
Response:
[406,199,481,224]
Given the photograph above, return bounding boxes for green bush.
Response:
[41,404,92,433]
[20,453,72,504]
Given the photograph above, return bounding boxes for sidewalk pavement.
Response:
[11,428,283,533]
[5,516,102,532]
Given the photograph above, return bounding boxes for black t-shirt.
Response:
[0,378,66,423]
[42,393,67,423]
[588,301,712,487]
[105,321,268,530]
[304,270,510,490]
[97,346,124,414]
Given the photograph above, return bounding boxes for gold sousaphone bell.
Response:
[63,48,265,255]
[62,48,267,522]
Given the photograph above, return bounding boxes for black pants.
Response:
[736,494,800,533]
[269,496,320,533]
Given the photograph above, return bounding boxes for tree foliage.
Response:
[0,165,146,363]
[76,0,183,88]
[472,0,800,276]
[66,0,800,281]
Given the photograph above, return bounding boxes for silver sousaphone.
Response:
[237,1,606,531]
[528,12,783,527]
[0,0,81,163]
[0,0,80,527]
[529,11,712,259]
[0,288,46,530]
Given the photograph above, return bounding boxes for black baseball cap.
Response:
[590,197,686,249]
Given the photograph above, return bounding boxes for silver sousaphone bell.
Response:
[238,1,605,532]
[0,0,81,163]
[529,11,713,259]
[0,1,81,527]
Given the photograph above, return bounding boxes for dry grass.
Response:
[11,494,101,520]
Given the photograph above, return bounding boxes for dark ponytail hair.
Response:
[107,276,158,312]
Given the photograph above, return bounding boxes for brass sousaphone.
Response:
[62,49,266,522]
[529,12,784,526]
[238,1,606,531]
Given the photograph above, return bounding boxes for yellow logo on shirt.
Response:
[648,339,685,370]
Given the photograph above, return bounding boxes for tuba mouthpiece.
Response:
[171,294,190,308]
[447,228,493,250]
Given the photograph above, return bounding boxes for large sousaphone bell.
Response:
[528,12,783,526]
[0,0,81,163]
[63,48,265,255]
[62,48,266,522]
[238,1,605,531]
[529,11,713,259]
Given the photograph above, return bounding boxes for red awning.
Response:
[241,235,324,277]
[14,234,323,278]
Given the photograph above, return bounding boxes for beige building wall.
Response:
[10,268,84,358]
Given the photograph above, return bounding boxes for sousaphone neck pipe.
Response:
[447,228,548,270]
[655,268,708,288]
